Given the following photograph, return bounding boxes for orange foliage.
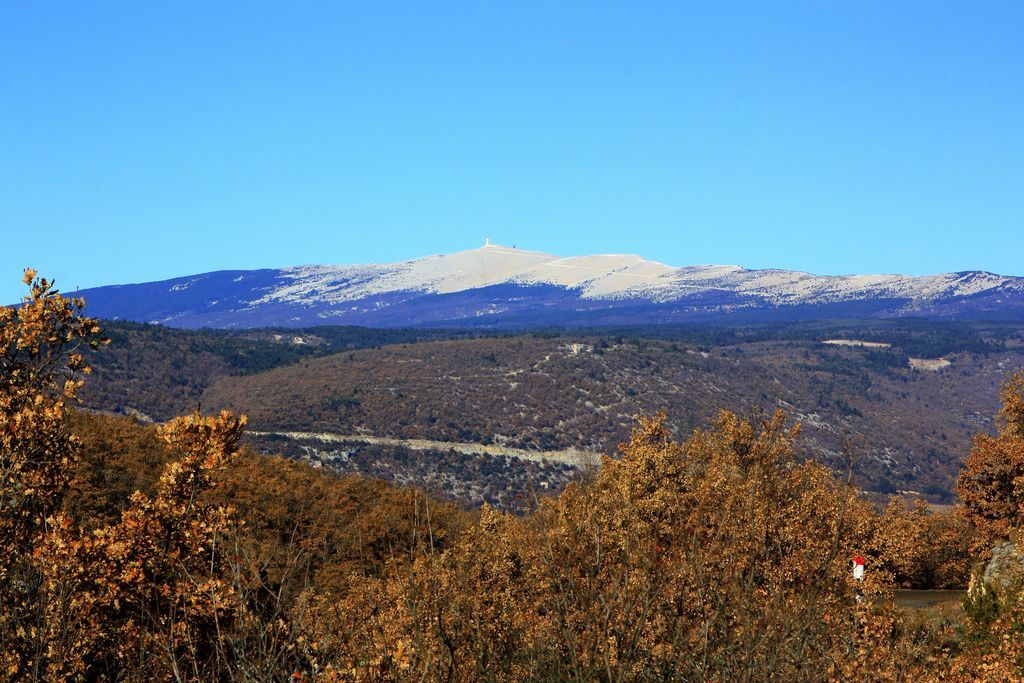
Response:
[957,372,1024,553]
[941,373,1024,681]
[1,273,246,680]
[2,271,1006,680]
[0,270,105,679]
[38,411,245,679]
[322,412,942,680]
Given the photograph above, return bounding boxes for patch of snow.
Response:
[238,242,1019,309]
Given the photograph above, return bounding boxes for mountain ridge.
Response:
[64,243,1024,328]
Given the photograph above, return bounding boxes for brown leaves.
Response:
[327,409,943,680]
[1,268,1013,680]
[37,408,247,680]
[1,270,109,679]
[2,270,251,680]
[957,371,1024,553]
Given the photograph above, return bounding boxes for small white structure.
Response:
[852,555,865,582]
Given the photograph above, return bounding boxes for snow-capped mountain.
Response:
[69,242,1024,328]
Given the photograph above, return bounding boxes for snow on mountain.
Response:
[258,244,559,305]
[661,266,1018,305]
[66,242,1024,328]
[263,245,694,306]
[257,242,1018,306]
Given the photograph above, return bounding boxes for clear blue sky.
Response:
[2,1,1022,303]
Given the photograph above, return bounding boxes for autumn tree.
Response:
[38,411,246,680]
[940,371,1024,680]
[333,411,940,681]
[0,272,249,681]
[957,372,1024,552]
[0,269,103,679]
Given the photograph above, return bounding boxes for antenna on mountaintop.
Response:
[484,236,492,247]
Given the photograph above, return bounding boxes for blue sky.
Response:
[2,1,1022,303]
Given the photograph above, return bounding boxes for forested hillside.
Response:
[77,321,499,420]
[80,320,1024,503]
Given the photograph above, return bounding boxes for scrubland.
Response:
[4,271,1024,681]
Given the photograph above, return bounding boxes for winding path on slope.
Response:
[249,429,604,468]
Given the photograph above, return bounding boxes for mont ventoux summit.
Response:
[67,240,1024,328]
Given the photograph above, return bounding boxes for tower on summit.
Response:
[484,236,492,247]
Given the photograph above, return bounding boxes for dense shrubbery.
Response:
[1,270,105,678]
[3,272,1023,680]
[326,411,947,680]
[943,372,1024,680]
[957,373,1024,553]
[2,272,469,679]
